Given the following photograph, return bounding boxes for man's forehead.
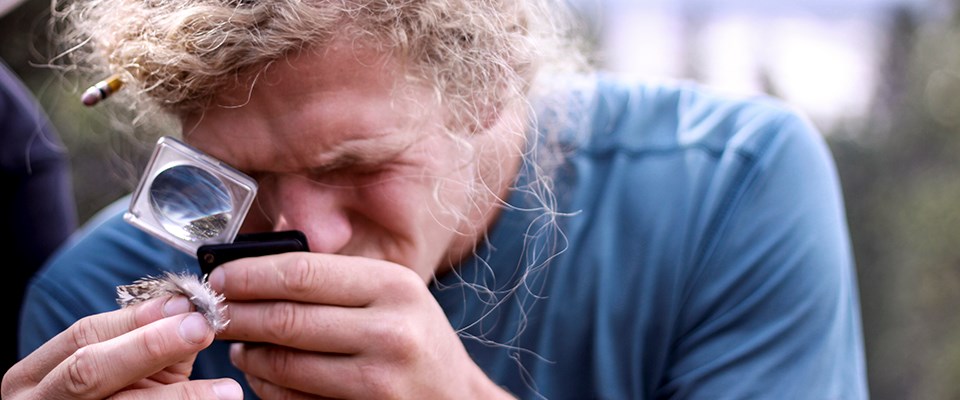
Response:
[182,39,439,173]
[191,125,422,175]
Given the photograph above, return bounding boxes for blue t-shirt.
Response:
[21,77,868,399]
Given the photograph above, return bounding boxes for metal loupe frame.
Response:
[124,136,258,257]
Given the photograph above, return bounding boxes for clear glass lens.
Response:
[148,165,233,241]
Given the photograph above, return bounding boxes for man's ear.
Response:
[471,97,506,134]
[478,103,502,132]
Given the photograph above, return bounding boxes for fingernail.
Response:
[209,268,225,291]
[213,380,243,400]
[229,342,243,366]
[162,296,191,317]
[179,313,211,344]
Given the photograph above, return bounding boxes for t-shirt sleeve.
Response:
[18,270,96,356]
[657,110,868,399]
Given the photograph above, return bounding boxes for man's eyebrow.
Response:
[308,136,416,174]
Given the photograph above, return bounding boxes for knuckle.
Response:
[139,324,171,360]
[1,365,25,398]
[264,302,301,342]
[282,256,323,297]
[246,375,267,394]
[70,317,101,349]
[380,267,426,303]
[358,363,400,399]
[369,318,418,361]
[64,347,99,396]
[265,347,296,374]
[246,375,289,400]
[234,263,256,294]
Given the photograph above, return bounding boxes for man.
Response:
[4,1,867,398]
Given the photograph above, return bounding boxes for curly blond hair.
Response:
[55,2,591,377]
[54,0,582,131]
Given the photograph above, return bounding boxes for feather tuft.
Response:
[116,272,229,332]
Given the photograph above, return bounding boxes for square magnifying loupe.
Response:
[124,136,258,257]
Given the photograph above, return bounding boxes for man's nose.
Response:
[260,174,354,254]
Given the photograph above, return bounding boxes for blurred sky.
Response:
[573,0,940,127]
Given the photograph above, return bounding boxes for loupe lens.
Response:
[149,165,233,241]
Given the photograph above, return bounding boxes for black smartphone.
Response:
[196,230,309,275]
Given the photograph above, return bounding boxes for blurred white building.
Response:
[572,0,939,128]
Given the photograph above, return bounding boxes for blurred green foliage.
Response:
[827,5,960,398]
[5,1,960,398]
[1,0,148,222]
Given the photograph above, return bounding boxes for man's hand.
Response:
[2,295,243,400]
[212,252,513,399]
